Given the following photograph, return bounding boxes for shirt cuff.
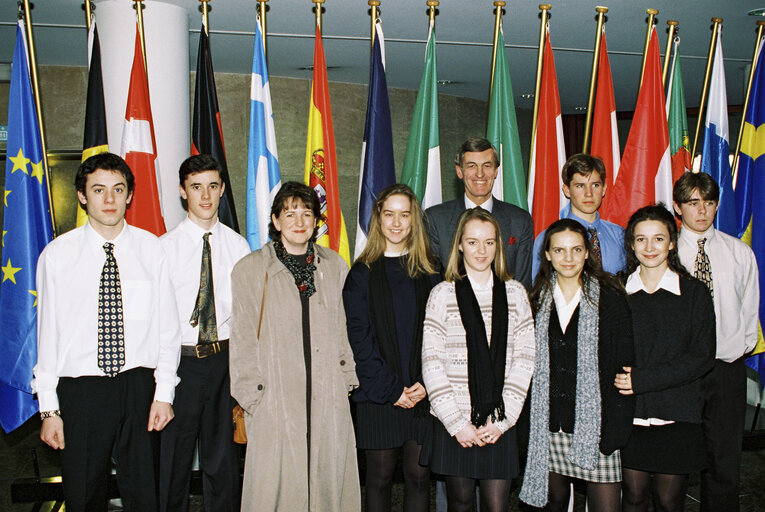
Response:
[37,389,60,412]
[153,382,175,404]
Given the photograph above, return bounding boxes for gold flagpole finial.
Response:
[732,19,765,188]
[133,1,148,79]
[662,20,678,85]
[20,0,56,233]
[639,9,658,89]
[369,0,380,48]
[489,1,506,100]
[582,6,608,154]
[84,1,94,30]
[529,4,551,176]
[199,0,210,35]
[691,17,723,162]
[427,1,439,28]
[258,0,268,59]
[312,0,325,32]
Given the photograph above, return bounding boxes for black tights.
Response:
[622,468,688,512]
[545,472,621,512]
[364,440,430,512]
[445,476,510,512]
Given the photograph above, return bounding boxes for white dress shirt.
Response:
[626,267,680,426]
[32,222,182,412]
[552,282,581,332]
[161,217,251,346]
[465,194,494,212]
[678,226,760,362]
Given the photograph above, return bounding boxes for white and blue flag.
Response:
[700,31,736,235]
[355,20,396,259]
[246,16,281,250]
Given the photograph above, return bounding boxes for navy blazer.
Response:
[424,197,534,289]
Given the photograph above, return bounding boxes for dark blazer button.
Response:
[340,360,346,366]
[257,384,264,390]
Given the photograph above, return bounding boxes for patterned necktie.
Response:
[587,227,602,267]
[190,232,218,343]
[98,242,125,377]
[694,237,714,298]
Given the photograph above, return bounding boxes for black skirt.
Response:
[431,419,519,480]
[355,401,433,453]
[620,421,706,474]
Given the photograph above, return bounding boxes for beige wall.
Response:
[2,66,535,256]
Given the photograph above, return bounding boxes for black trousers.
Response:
[159,351,240,512]
[700,357,746,512]
[58,367,159,512]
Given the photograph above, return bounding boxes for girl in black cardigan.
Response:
[520,219,635,511]
[343,184,440,512]
[615,205,715,512]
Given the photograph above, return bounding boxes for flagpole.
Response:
[20,0,55,232]
[259,0,268,59]
[134,0,148,79]
[84,0,93,30]
[489,1,505,100]
[199,0,210,35]
[639,9,658,89]
[369,0,380,48]
[582,6,608,154]
[691,18,722,162]
[529,4,551,176]
[662,20,678,85]
[732,20,765,189]
[313,0,325,32]
[427,0,439,27]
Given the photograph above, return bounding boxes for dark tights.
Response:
[364,440,430,512]
[545,472,621,512]
[622,468,688,512]
[445,476,510,512]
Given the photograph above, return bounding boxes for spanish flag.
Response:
[304,25,350,265]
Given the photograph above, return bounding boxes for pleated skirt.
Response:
[430,420,519,480]
[620,421,706,474]
[355,401,433,453]
[549,431,621,483]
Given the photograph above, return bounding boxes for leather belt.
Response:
[181,339,229,358]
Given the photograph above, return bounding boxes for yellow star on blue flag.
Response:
[0,21,54,433]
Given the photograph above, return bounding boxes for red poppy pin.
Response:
[507,236,517,246]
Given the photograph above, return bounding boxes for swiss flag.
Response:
[527,28,566,238]
[600,26,672,227]
[121,24,165,236]
[590,28,620,190]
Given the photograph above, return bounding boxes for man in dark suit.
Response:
[424,136,533,289]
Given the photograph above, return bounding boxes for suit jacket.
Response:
[424,197,534,289]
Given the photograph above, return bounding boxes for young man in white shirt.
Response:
[158,155,250,512]
[33,153,181,511]
[673,172,760,512]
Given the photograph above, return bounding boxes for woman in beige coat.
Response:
[230,182,360,511]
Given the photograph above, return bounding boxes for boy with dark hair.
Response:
[532,153,625,277]
[159,154,250,512]
[33,152,180,511]
[673,171,759,512]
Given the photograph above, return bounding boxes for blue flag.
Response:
[700,33,736,236]
[0,22,55,432]
[355,20,395,259]
[246,16,281,250]
[737,37,765,387]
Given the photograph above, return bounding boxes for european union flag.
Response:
[736,37,765,387]
[0,22,55,432]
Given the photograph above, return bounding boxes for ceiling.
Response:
[0,0,762,114]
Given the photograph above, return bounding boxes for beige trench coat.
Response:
[230,242,360,512]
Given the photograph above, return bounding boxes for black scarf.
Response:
[368,256,431,414]
[273,239,317,298]
[455,272,508,427]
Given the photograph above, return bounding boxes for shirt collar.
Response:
[182,215,220,241]
[84,221,129,256]
[625,267,681,295]
[553,281,582,307]
[565,207,601,229]
[467,272,494,291]
[679,225,716,244]
[464,194,494,212]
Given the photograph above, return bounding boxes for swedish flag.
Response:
[0,22,54,432]
[736,37,765,387]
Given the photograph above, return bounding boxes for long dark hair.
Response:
[622,204,691,278]
[530,218,622,312]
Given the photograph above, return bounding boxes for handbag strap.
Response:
[257,272,268,340]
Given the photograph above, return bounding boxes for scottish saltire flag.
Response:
[401,22,441,210]
[246,16,281,250]
[0,22,54,432]
[736,37,765,386]
[77,17,108,228]
[486,25,526,210]
[355,21,395,260]
[700,32,736,236]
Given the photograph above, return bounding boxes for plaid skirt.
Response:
[549,431,621,483]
